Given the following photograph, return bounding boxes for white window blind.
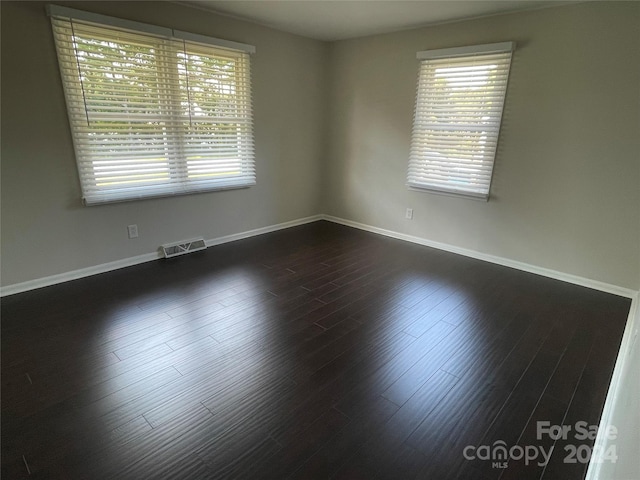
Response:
[48,6,255,205]
[408,42,514,200]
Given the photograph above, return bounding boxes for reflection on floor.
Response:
[1,221,630,479]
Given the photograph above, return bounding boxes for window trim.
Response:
[408,42,515,201]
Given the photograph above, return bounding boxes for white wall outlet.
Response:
[405,208,413,220]
[127,224,138,239]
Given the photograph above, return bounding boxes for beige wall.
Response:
[0,1,328,286]
[324,1,640,290]
[2,1,639,291]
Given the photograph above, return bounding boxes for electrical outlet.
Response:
[127,224,138,239]
[405,208,413,220]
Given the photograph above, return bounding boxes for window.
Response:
[408,42,514,200]
[48,5,255,205]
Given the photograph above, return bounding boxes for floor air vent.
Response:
[161,238,207,258]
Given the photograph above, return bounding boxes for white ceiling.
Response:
[182,0,574,41]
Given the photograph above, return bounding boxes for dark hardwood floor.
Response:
[1,221,631,479]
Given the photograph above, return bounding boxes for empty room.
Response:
[1,1,639,479]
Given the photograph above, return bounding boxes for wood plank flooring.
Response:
[1,221,631,479]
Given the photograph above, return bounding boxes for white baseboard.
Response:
[320,214,637,299]
[203,214,323,248]
[584,294,639,480]
[2,213,636,301]
[0,214,323,297]
[0,252,160,298]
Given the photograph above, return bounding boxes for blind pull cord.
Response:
[70,19,90,127]
[183,40,193,128]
